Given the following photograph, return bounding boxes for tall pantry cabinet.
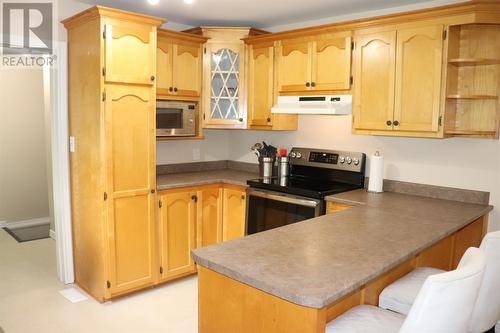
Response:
[63,6,164,301]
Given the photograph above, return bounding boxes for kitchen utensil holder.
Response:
[259,157,275,178]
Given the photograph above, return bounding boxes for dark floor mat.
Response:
[3,224,50,242]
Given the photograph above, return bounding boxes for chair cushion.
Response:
[379,267,444,315]
[325,305,405,333]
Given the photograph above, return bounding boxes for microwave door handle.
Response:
[248,190,319,208]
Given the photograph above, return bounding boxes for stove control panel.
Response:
[289,147,366,173]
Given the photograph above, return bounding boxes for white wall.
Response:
[0,68,50,222]
[157,130,231,164]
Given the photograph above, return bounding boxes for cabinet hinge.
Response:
[351,41,355,50]
[160,266,163,274]
[203,113,206,120]
[103,30,106,39]
[159,200,162,208]
[204,47,206,54]
[443,30,447,40]
[102,90,106,102]
[350,76,353,85]
[102,67,106,76]
[106,280,111,288]
[438,115,443,126]
[104,192,108,201]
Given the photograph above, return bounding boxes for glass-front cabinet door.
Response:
[203,43,246,128]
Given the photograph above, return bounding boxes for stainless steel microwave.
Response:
[156,100,197,137]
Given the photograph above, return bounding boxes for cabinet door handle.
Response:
[386,120,392,126]
[173,87,178,92]
[169,87,173,92]
[311,82,316,87]
[239,118,243,122]
[191,195,198,202]
[267,117,271,123]
[241,195,245,200]
[150,75,155,81]
[305,82,311,87]
[393,120,400,126]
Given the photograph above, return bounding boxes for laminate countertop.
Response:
[156,169,258,190]
[191,189,492,309]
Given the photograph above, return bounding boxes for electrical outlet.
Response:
[192,148,201,161]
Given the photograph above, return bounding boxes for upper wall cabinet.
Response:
[104,21,156,85]
[247,42,298,131]
[156,29,206,100]
[183,27,268,129]
[277,32,352,94]
[353,25,445,137]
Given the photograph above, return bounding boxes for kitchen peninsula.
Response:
[192,189,492,333]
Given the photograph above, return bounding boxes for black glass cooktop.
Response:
[247,176,362,199]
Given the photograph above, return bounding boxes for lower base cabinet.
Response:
[158,189,197,281]
[222,187,246,241]
[157,183,247,283]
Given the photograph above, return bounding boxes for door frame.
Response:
[43,40,75,284]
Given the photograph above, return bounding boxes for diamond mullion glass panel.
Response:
[210,48,240,120]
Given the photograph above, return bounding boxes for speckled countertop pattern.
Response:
[156,169,258,190]
[192,190,492,309]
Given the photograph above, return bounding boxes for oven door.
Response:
[156,102,196,137]
[246,188,323,235]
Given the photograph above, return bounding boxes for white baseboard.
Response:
[50,229,56,240]
[0,216,50,229]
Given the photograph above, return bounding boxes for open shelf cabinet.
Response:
[443,24,500,139]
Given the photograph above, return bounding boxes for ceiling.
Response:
[78,0,461,29]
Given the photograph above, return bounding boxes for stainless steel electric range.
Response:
[246,147,366,235]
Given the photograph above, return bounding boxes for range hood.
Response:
[271,95,352,115]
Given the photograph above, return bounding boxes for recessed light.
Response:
[184,0,195,4]
[148,0,159,5]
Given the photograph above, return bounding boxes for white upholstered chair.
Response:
[379,231,500,333]
[326,247,485,333]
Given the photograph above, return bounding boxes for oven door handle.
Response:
[248,190,319,208]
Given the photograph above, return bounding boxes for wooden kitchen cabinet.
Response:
[198,186,223,247]
[353,25,444,137]
[278,39,311,92]
[105,85,157,295]
[63,6,163,301]
[353,30,396,131]
[184,27,268,129]
[157,29,206,100]
[247,42,298,131]
[277,33,352,93]
[158,189,197,281]
[222,186,247,241]
[104,20,156,85]
[394,25,444,133]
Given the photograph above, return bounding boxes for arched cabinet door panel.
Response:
[394,25,444,133]
[248,45,274,127]
[104,85,156,295]
[104,22,156,85]
[278,40,311,92]
[173,44,202,97]
[158,190,197,281]
[199,187,223,247]
[353,31,397,131]
[311,36,352,91]
[222,188,246,242]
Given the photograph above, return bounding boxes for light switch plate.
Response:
[69,136,75,153]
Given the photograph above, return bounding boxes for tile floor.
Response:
[0,230,198,333]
